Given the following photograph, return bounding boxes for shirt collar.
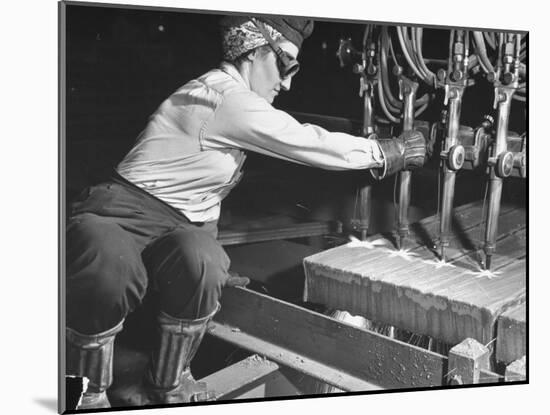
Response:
[220,61,250,90]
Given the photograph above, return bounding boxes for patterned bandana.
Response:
[222,20,283,61]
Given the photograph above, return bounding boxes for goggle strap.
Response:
[251,18,291,66]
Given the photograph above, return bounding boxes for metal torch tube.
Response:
[363,89,375,136]
[484,89,513,269]
[358,91,375,240]
[439,88,463,261]
[358,186,373,241]
[397,81,418,248]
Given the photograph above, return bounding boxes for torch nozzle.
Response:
[485,255,492,271]
[398,235,404,250]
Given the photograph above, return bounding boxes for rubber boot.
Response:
[147,304,220,404]
[66,320,124,409]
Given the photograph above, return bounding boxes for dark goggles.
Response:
[252,19,300,78]
[274,48,300,78]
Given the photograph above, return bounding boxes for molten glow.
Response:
[465,268,503,279]
[347,236,388,249]
[423,259,456,269]
[387,248,419,261]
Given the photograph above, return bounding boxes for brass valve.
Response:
[447,145,466,170]
[513,152,526,178]
[488,151,514,178]
[496,151,514,177]
[336,38,362,68]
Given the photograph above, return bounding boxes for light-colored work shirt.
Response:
[117,62,384,223]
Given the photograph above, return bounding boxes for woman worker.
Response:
[65,14,426,409]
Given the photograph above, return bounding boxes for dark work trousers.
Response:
[66,174,230,335]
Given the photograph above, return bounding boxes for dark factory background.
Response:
[63,3,526,240]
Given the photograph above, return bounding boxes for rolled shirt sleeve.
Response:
[202,89,384,171]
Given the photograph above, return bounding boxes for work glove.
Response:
[371,129,427,180]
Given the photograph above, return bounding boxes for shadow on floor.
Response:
[34,398,57,413]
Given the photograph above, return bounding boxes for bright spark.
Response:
[387,248,419,261]
[465,268,503,279]
[423,259,456,269]
[347,236,388,249]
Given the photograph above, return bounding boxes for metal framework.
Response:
[202,286,520,400]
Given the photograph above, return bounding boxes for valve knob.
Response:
[352,63,364,74]
[496,151,514,177]
[393,65,403,76]
[448,145,465,170]
[366,63,377,76]
[513,152,527,178]
[440,109,449,124]
[502,72,515,85]
[482,114,495,129]
[336,38,361,68]
[451,69,463,82]
[520,154,527,178]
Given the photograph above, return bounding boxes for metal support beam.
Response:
[448,338,491,385]
[208,322,377,392]
[218,220,341,246]
[200,355,282,400]
[211,287,451,390]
